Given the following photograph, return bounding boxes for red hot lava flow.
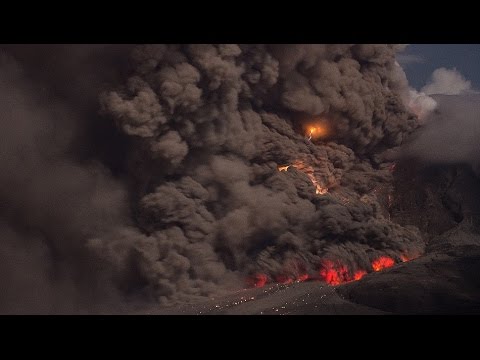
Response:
[371,256,395,272]
[246,254,418,288]
[319,260,349,285]
[318,260,367,285]
[353,270,367,281]
[247,273,268,288]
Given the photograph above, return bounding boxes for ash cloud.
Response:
[0,44,428,310]
[97,44,424,304]
[0,47,134,313]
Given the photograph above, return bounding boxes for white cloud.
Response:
[396,53,425,66]
[393,60,438,122]
[407,89,438,123]
[421,68,471,95]
[403,94,480,176]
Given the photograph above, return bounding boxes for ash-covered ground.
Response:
[137,234,480,315]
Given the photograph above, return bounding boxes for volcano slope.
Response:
[336,162,480,315]
[135,163,480,315]
[336,94,480,315]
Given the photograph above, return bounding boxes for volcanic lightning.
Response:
[277,160,329,195]
[305,122,329,141]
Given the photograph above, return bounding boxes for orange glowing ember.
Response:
[371,256,395,272]
[277,165,290,172]
[353,270,367,281]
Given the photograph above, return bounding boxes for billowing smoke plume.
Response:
[406,89,438,122]
[0,44,428,311]
[0,46,135,313]
[94,44,424,304]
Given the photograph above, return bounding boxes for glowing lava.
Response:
[371,256,395,272]
[246,252,420,289]
[277,165,290,172]
[353,270,367,281]
[318,260,364,285]
[277,160,328,195]
[247,273,268,288]
[320,268,342,285]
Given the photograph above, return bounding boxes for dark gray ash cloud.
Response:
[0,44,427,310]
[98,44,424,304]
[0,46,133,313]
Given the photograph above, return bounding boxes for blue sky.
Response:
[398,44,480,90]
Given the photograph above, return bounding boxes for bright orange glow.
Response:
[246,253,420,289]
[291,160,329,195]
[277,160,329,195]
[277,165,290,172]
[371,256,395,272]
[353,270,367,281]
[318,260,366,285]
[320,269,341,285]
[305,122,329,141]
